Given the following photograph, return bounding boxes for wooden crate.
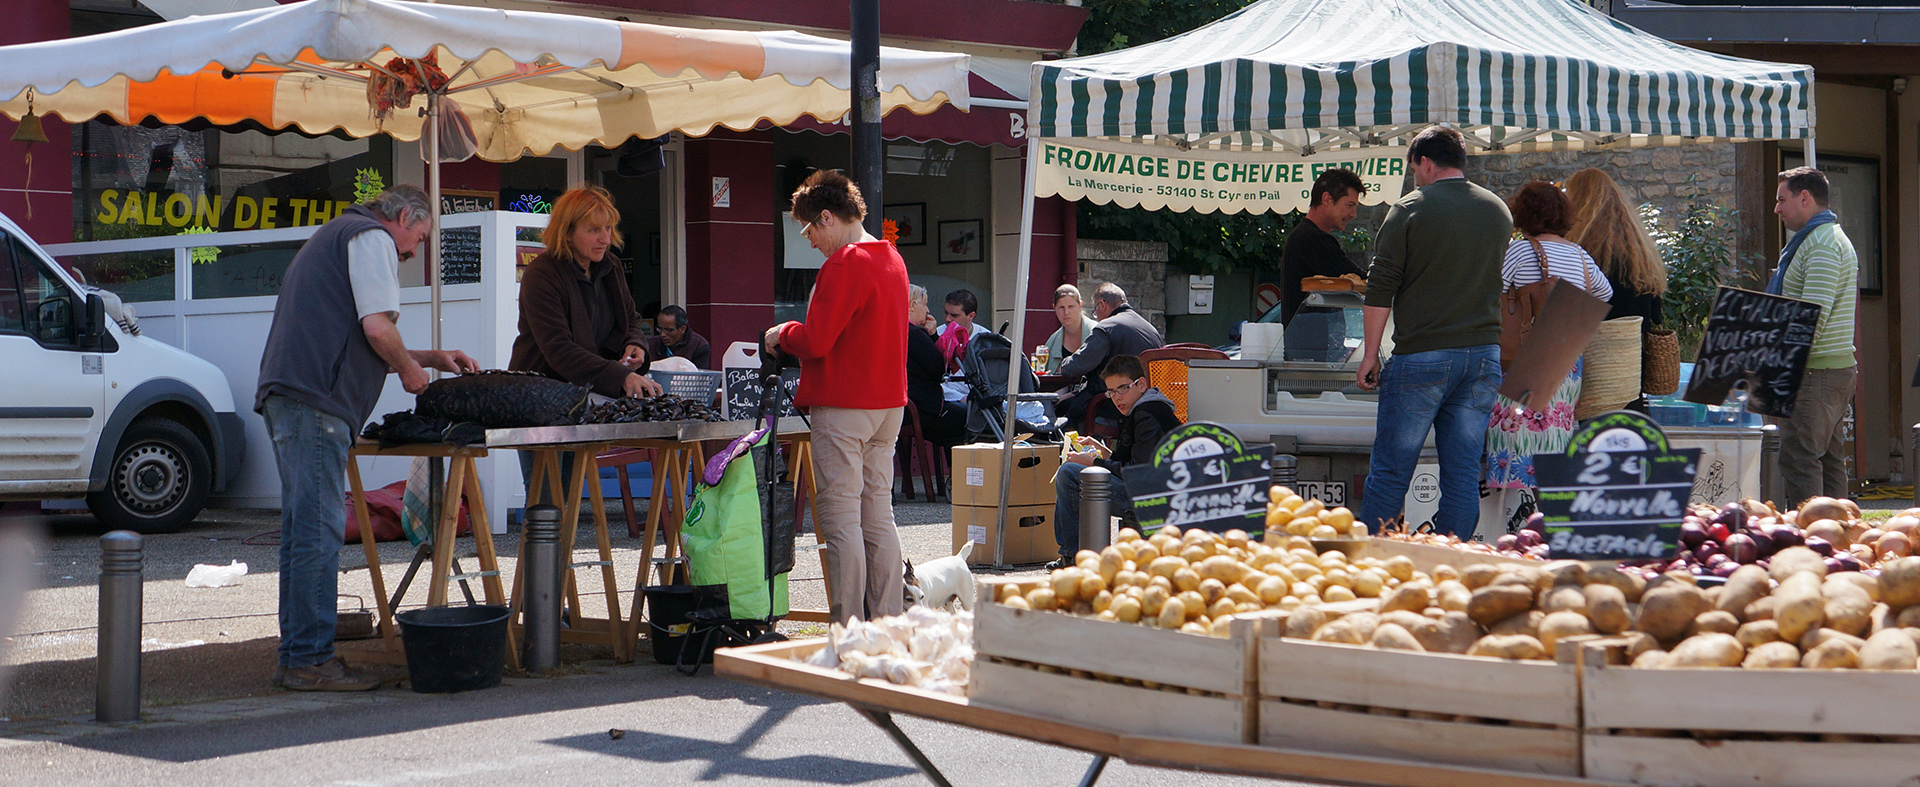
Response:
[1578,641,1920,787]
[970,576,1272,745]
[1258,637,1582,776]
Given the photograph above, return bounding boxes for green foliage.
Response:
[1645,198,1754,360]
[1078,0,1255,55]
[1075,0,1286,275]
[1082,205,1300,275]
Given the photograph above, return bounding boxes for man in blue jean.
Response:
[1354,126,1512,538]
[256,185,477,691]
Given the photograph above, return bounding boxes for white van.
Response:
[0,212,243,533]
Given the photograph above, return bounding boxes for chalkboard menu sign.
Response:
[1534,411,1698,561]
[1125,422,1274,536]
[1682,286,1822,417]
[438,189,496,286]
[722,367,801,420]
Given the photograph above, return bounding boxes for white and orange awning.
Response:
[0,0,970,160]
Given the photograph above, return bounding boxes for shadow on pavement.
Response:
[545,698,915,784]
[53,660,841,765]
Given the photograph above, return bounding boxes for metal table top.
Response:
[485,416,810,449]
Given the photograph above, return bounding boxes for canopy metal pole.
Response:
[993,139,1044,568]
[850,0,883,236]
[1805,133,1819,169]
[426,93,444,356]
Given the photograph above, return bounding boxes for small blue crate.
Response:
[648,369,725,404]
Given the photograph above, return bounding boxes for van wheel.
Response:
[88,417,212,534]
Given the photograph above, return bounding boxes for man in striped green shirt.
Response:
[1771,167,1857,507]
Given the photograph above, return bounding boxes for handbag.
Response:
[1642,326,1680,395]
[1498,239,1576,370]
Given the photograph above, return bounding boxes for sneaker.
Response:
[1042,556,1074,571]
[281,657,380,692]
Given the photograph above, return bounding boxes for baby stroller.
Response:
[957,325,1059,443]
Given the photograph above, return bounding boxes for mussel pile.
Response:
[415,370,591,428]
[582,394,724,424]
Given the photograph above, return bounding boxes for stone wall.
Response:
[1463,143,1738,222]
[1076,238,1169,334]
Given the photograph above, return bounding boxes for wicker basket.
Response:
[1575,317,1643,420]
[1641,327,1680,395]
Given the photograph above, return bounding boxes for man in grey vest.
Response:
[257,185,477,691]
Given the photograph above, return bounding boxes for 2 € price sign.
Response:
[1532,411,1698,561]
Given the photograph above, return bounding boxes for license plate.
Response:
[1295,481,1347,507]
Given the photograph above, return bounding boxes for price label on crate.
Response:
[1533,411,1697,561]
[1125,422,1273,536]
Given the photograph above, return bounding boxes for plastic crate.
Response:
[648,369,724,404]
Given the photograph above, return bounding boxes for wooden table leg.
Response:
[347,457,400,654]
[576,448,627,662]
[427,456,469,608]
[552,450,586,626]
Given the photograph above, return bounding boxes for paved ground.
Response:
[0,496,1326,787]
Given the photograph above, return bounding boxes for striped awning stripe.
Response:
[1033,0,1813,148]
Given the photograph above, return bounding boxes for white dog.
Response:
[904,541,976,612]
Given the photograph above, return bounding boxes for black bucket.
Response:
[397,604,510,693]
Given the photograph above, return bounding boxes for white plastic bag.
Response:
[184,560,247,588]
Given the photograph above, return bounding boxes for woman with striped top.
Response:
[1485,182,1613,502]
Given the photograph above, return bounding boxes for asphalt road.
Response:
[0,662,1309,787]
[1,497,1035,719]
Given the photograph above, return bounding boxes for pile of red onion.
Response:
[1615,497,1916,579]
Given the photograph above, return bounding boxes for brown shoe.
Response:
[271,664,286,688]
[281,657,380,692]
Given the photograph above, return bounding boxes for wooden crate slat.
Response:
[1584,735,1920,787]
[1583,662,1920,736]
[970,659,1248,745]
[974,595,1248,695]
[1360,539,1539,572]
[1261,701,1581,777]
[1262,638,1579,727]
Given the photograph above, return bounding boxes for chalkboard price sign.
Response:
[440,190,497,215]
[1682,286,1822,417]
[1125,422,1274,536]
[1533,411,1698,561]
[722,367,801,420]
[438,227,483,285]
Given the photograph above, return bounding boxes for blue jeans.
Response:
[262,395,354,668]
[1357,346,1501,539]
[1054,462,1132,557]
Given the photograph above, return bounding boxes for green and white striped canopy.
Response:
[1032,0,1814,153]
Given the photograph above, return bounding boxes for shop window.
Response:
[72,120,392,298]
[190,240,305,299]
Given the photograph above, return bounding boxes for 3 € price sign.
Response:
[1532,411,1699,561]
[1125,423,1274,536]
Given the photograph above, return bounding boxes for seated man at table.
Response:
[1049,355,1181,570]
[643,304,712,369]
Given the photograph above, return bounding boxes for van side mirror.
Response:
[83,293,106,350]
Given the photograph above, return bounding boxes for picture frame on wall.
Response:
[938,219,983,264]
[882,202,927,246]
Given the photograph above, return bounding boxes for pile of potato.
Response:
[1279,543,1920,670]
[994,516,1427,638]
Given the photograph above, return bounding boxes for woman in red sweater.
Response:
[765,170,909,623]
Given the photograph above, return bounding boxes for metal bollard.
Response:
[1079,467,1112,553]
[96,531,142,723]
[1270,453,1299,490]
[1760,426,1782,507]
[523,504,563,673]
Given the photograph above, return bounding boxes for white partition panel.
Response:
[46,211,550,532]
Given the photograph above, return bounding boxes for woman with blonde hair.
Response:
[1565,168,1667,325]
[509,185,660,501]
